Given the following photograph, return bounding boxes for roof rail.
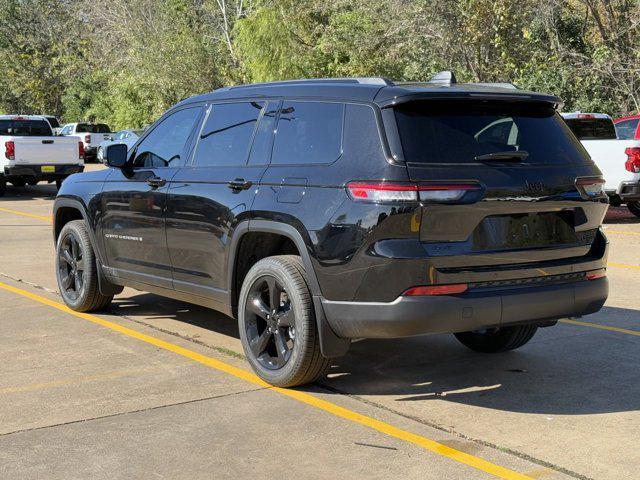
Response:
[227,77,394,90]
[427,71,457,86]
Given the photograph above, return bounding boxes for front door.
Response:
[101,105,203,288]
[166,100,278,305]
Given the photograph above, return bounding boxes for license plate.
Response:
[41,166,55,173]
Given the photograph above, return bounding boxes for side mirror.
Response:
[105,143,128,168]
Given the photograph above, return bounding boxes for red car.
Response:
[614,114,640,139]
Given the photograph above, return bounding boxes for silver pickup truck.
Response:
[0,115,84,196]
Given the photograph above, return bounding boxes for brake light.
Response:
[625,147,640,173]
[577,113,596,119]
[5,141,14,160]
[84,134,91,144]
[575,177,605,197]
[346,182,481,203]
[586,269,606,280]
[78,141,84,160]
[403,284,468,296]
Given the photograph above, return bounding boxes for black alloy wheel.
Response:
[244,275,296,370]
[57,232,86,301]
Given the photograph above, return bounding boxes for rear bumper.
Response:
[617,181,640,202]
[3,164,84,178]
[322,277,608,338]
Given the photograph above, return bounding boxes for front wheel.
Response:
[55,220,113,312]
[238,255,330,387]
[454,324,538,353]
[628,201,640,218]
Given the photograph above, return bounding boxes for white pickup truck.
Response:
[562,112,640,217]
[0,115,84,196]
[59,122,112,162]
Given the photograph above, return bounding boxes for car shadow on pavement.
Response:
[604,206,640,224]
[110,292,640,416]
[0,184,57,201]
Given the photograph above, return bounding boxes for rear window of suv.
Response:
[393,101,590,165]
[0,119,52,136]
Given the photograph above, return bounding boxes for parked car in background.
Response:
[614,114,640,140]
[59,122,112,162]
[96,129,143,163]
[40,115,62,135]
[0,115,84,196]
[54,75,609,387]
[562,112,640,217]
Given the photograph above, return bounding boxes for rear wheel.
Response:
[0,177,5,197]
[27,178,39,186]
[56,220,113,312]
[628,201,640,218]
[238,255,330,387]
[55,177,65,190]
[454,324,538,353]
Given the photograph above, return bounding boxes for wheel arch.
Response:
[229,219,349,358]
[53,197,121,296]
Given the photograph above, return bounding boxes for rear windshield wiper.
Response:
[475,151,529,162]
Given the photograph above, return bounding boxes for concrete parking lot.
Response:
[0,168,638,480]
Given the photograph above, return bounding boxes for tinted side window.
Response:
[193,102,264,167]
[271,101,344,165]
[248,101,279,165]
[615,119,639,140]
[133,107,201,168]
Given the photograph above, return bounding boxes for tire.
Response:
[10,178,26,187]
[55,220,113,312]
[55,178,65,190]
[238,255,330,387]
[628,201,640,218]
[27,178,39,186]
[0,177,5,197]
[454,324,538,353]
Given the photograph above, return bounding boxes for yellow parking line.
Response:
[561,318,640,337]
[605,229,640,237]
[0,279,533,480]
[608,262,640,270]
[0,207,51,223]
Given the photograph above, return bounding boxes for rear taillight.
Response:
[575,177,605,198]
[586,269,606,280]
[78,141,84,160]
[625,147,640,173]
[5,141,14,160]
[403,284,468,296]
[84,134,91,144]
[346,182,481,203]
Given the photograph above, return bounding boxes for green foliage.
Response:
[0,0,638,127]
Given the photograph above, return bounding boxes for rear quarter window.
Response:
[614,119,639,140]
[393,101,590,165]
[271,101,344,165]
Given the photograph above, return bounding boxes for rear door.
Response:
[165,100,276,303]
[390,100,608,268]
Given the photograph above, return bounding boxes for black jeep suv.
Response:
[53,74,609,387]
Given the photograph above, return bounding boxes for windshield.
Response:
[0,119,53,136]
[563,118,616,140]
[77,123,111,133]
[393,101,590,165]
